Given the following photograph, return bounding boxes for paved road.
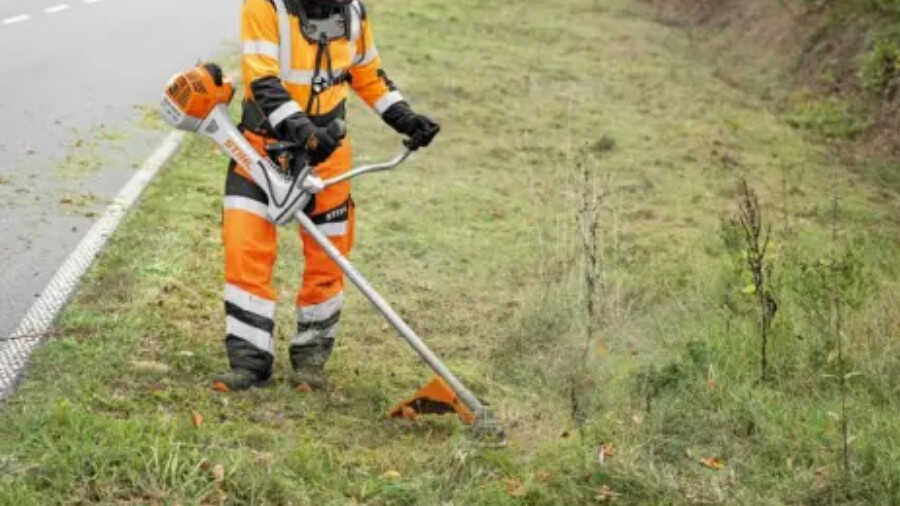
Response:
[0,0,240,338]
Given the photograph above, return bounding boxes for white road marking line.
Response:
[0,131,186,400]
[2,14,30,25]
[44,4,71,14]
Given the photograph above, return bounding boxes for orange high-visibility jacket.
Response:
[241,0,402,131]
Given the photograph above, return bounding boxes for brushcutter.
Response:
[159,64,504,438]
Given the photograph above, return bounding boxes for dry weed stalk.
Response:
[736,179,777,382]
[828,194,850,476]
[570,138,614,427]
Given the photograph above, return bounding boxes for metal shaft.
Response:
[295,211,486,416]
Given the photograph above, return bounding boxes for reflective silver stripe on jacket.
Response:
[374,91,404,114]
[243,40,280,60]
[268,100,302,127]
[353,45,379,67]
[349,1,362,44]
[272,0,292,79]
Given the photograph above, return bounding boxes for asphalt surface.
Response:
[0,0,240,339]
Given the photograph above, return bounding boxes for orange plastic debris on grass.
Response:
[700,457,726,470]
[389,376,475,425]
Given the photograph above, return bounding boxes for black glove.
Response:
[303,119,346,166]
[382,102,440,150]
[282,117,346,166]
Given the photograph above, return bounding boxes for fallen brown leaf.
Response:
[252,450,274,465]
[381,470,402,480]
[212,464,225,483]
[699,457,725,470]
[595,485,620,502]
[534,470,553,483]
[504,478,527,498]
[191,412,204,428]
[598,444,616,464]
[131,360,170,374]
[295,383,313,393]
[707,378,716,391]
[816,467,829,490]
[212,381,229,393]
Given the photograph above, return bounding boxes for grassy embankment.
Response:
[1,0,899,504]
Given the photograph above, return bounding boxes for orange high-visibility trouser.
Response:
[222,136,355,363]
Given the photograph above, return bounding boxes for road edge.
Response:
[0,130,186,400]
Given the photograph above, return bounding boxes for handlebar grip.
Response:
[328,119,347,140]
[265,140,299,157]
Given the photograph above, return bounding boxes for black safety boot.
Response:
[213,337,274,392]
[288,337,334,390]
[213,368,270,392]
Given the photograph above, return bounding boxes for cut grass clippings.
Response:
[2,0,900,504]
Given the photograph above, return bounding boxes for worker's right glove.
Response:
[279,114,347,166]
[301,120,346,166]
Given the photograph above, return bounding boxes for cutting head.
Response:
[390,376,476,425]
[160,63,234,132]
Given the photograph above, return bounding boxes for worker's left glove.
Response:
[382,102,440,150]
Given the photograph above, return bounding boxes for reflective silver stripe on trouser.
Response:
[273,0,292,78]
[292,292,344,347]
[224,196,268,221]
[225,284,277,355]
[318,221,348,237]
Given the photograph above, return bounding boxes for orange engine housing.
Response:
[165,64,235,120]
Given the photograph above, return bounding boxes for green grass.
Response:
[2,0,900,504]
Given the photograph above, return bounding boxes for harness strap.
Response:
[271,0,360,115]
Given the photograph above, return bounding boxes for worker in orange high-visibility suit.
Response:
[215,0,440,391]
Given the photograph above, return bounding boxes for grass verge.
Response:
[1,0,899,504]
